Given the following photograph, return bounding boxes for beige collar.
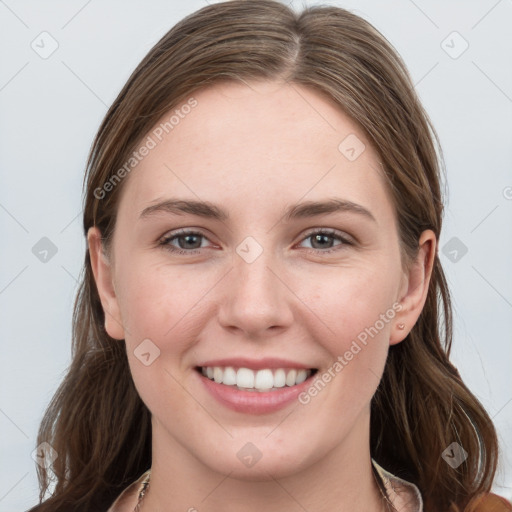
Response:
[107,470,150,512]
[372,459,423,511]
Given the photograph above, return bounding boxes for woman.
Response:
[28,1,511,511]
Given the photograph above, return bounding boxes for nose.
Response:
[217,249,295,339]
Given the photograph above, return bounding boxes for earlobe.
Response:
[390,229,437,345]
[87,227,125,340]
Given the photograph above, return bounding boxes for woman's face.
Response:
[90,81,433,479]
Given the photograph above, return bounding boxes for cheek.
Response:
[117,264,208,414]
[311,261,401,351]
[297,270,398,423]
[117,259,208,339]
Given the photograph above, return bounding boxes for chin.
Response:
[210,456,310,481]
[194,438,316,481]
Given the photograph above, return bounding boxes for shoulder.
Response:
[468,493,512,512]
[371,460,512,512]
[107,470,151,512]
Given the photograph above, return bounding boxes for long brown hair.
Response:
[28,1,502,511]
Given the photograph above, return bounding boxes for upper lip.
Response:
[196,357,316,371]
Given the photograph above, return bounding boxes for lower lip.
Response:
[196,369,317,414]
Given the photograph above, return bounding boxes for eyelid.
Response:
[160,227,206,239]
[299,227,355,245]
[158,228,214,248]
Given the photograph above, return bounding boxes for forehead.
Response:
[117,81,395,226]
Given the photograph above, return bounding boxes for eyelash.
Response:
[158,228,354,256]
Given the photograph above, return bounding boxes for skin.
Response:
[89,81,436,511]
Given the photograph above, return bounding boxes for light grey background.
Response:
[1,0,511,510]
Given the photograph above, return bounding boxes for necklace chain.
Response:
[133,466,395,512]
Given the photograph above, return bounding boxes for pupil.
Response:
[312,234,332,249]
[180,234,200,249]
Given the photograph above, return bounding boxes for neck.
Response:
[140,413,387,512]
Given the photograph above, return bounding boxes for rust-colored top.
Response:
[468,492,512,511]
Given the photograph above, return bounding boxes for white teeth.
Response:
[200,366,314,390]
[222,366,237,386]
[273,368,286,388]
[254,369,273,390]
[285,369,297,386]
[236,368,254,388]
[295,369,307,384]
[213,367,223,383]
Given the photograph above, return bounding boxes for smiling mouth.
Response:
[195,366,318,392]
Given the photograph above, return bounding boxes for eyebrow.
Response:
[139,198,376,223]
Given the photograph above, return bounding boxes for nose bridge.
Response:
[236,248,276,296]
[218,240,293,335]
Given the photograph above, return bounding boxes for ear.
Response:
[390,229,437,345]
[87,227,125,340]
